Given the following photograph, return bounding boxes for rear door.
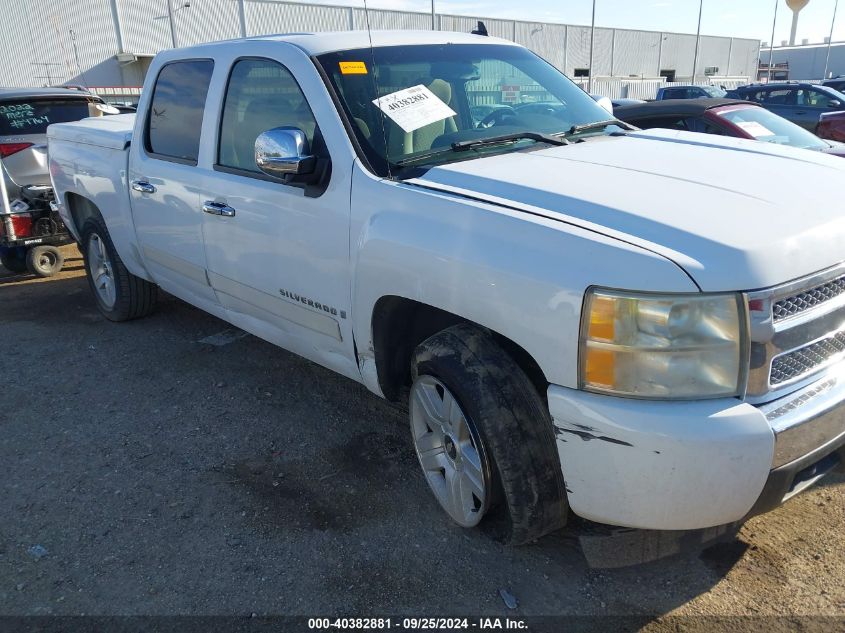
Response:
[198,47,357,378]
[128,59,219,304]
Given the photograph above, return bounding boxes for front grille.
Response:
[773,275,845,322]
[770,330,845,386]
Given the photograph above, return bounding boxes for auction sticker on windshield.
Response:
[373,85,457,133]
[734,121,775,138]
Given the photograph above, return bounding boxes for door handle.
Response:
[202,201,236,217]
[131,180,156,194]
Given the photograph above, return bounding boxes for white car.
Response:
[48,31,845,548]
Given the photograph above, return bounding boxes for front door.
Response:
[128,59,218,305]
[199,53,356,379]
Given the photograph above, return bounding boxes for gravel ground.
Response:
[1,245,843,628]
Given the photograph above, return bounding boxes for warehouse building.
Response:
[0,0,761,99]
[760,41,845,81]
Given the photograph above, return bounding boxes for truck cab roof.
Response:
[184,30,516,57]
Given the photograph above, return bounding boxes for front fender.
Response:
[350,163,698,390]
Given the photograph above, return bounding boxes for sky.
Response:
[290,0,845,44]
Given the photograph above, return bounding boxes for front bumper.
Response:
[548,367,845,531]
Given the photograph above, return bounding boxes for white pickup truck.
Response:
[48,31,845,546]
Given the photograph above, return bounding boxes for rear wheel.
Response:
[0,247,28,274]
[26,245,64,278]
[410,323,569,544]
[81,218,157,321]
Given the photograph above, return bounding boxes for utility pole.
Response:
[768,0,780,81]
[588,0,596,92]
[692,0,704,83]
[166,0,177,48]
[824,0,839,80]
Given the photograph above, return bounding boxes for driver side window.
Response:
[218,58,318,173]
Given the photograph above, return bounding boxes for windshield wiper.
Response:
[394,132,569,169]
[565,119,634,136]
[451,131,569,152]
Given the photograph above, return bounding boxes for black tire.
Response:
[81,217,158,321]
[411,323,568,545]
[0,247,28,274]
[25,245,64,278]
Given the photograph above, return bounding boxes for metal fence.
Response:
[0,0,761,89]
[570,77,751,100]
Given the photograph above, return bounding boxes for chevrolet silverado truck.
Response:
[48,31,845,546]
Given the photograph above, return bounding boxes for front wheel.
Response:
[81,218,158,321]
[410,323,569,544]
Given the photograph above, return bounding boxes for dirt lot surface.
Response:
[1,245,844,630]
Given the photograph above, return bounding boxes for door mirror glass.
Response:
[255,127,316,178]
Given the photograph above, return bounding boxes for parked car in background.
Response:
[1,87,108,276]
[655,85,726,100]
[1,87,107,200]
[817,110,845,142]
[727,82,845,132]
[615,98,845,157]
[611,98,646,108]
[590,94,613,114]
[822,76,845,93]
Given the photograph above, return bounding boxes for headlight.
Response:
[579,288,747,399]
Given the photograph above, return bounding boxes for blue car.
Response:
[727,82,845,132]
[656,85,727,100]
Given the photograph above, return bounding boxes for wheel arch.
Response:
[64,192,152,282]
[370,295,549,404]
[65,192,103,239]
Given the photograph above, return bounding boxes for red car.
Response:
[615,98,845,158]
[817,110,845,143]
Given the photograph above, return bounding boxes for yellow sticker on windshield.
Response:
[340,61,368,75]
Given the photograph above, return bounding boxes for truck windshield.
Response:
[316,43,623,176]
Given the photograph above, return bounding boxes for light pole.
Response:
[692,0,704,83]
[824,0,839,79]
[431,0,436,30]
[768,0,780,81]
[588,0,596,92]
[166,0,177,48]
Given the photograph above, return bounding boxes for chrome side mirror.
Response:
[255,127,316,178]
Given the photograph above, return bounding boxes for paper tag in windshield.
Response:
[735,121,774,138]
[340,61,367,75]
[372,85,457,133]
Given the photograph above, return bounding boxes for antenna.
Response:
[362,0,391,179]
[472,21,488,36]
[70,30,89,89]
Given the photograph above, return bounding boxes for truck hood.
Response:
[411,128,845,291]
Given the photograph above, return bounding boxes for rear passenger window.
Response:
[761,89,794,105]
[145,60,214,163]
[218,58,318,174]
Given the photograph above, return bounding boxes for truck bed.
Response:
[47,113,135,150]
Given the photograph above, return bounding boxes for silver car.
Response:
[1,88,105,199]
